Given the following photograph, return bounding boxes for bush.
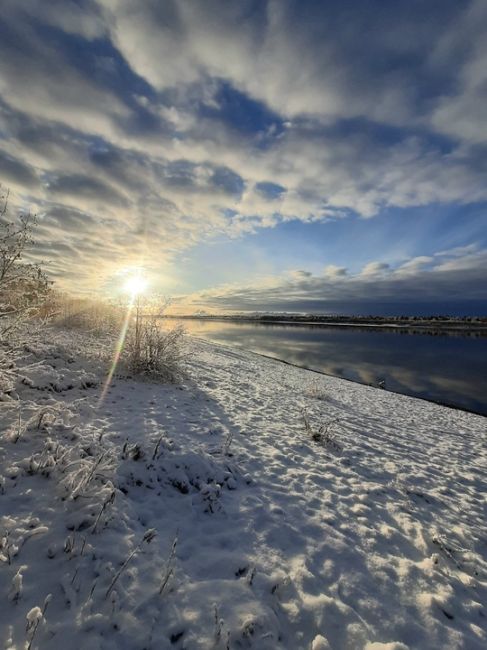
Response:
[0,185,51,339]
[124,317,186,382]
[50,292,186,383]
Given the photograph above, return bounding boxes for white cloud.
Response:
[429,0,487,143]
[0,0,486,298]
[396,256,433,275]
[360,262,390,277]
[9,0,106,39]
[324,265,347,278]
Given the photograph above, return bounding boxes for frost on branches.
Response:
[0,185,51,341]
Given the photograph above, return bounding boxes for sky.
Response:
[0,0,486,315]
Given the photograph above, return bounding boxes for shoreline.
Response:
[251,347,487,418]
[181,331,487,417]
[190,335,487,418]
[164,315,487,334]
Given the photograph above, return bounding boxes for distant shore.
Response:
[164,313,487,333]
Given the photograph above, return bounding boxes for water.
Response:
[175,319,487,415]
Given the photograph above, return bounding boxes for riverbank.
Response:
[165,314,487,334]
[1,327,486,649]
[159,319,487,416]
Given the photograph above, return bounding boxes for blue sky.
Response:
[0,0,486,314]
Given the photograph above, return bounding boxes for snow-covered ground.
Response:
[1,326,486,649]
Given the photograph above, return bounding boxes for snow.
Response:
[0,326,486,649]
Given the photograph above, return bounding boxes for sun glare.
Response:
[124,275,148,296]
[99,270,148,405]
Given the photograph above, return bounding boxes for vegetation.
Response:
[302,409,343,453]
[124,297,186,382]
[50,293,186,382]
[0,185,51,339]
[166,312,487,331]
[51,293,124,334]
[0,182,185,384]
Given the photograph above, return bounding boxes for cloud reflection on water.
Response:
[179,320,487,414]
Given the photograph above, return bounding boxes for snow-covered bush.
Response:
[0,185,51,340]
[124,317,186,382]
[49,292,185,383]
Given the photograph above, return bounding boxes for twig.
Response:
[159,533,178,595]
[92,489,115,534]
[152,435,164,461]
[105,529,156,599]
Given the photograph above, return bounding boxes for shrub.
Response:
[124,316,186,382]
[50,292,186,383]
[0,185,51,339]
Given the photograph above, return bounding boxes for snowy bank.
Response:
[0,328,486,649]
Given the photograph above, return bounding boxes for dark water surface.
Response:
[176,319,487,416]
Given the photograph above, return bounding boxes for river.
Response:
[172,318,487,415]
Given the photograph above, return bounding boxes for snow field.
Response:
[0,328,486,649]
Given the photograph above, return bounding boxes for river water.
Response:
[173,319,487,415]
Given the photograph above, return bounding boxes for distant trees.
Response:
[0,185,51,338]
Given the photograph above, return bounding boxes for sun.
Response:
[124,274,148,296]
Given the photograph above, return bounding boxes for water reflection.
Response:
[172,319,487,415]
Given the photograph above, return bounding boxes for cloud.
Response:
[429,0,487,143]
[396,256,433,275]
[0,149,40,189]
[324,265,347,278]
[7,0,106,39]
[98,1,443,124]
[360,262,390,277]
[46,173,127,207]
[98,0,487,146]
[178,246,487,313]
[0,0,486,299]
[0,5,128,138]
[288,270,312,280]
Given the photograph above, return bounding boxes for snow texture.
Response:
[0,327,486,649]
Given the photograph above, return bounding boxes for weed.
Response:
[105,528,157,599]
[159,534,178,595]
[302,409,343,452]
[92,489,116,534]
[304,381,329,402]
[222,431,234,457]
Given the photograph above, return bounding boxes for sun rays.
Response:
[98,270,149,406]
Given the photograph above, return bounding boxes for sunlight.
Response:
[98,300,134,407]
[124,274,148,296]
[98,270,149,406]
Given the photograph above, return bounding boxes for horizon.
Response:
[1,0,486,315]
[165,311,487,319]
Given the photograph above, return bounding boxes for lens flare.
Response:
[124,275,147,296]
[98,270,149,406]
[98,299,134,406]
